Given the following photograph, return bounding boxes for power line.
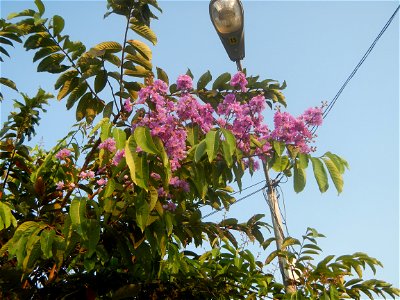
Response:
[312,4,400,134]
[201,185,266,219]
[230,179,266,195]
[201,5,400,220]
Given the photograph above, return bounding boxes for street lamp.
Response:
[209,0,245,71]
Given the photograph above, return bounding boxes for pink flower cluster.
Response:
[130,73,322,175]
[270,108,322,153]
[123,98,133,113]
[55,148,71,160]
[169,176,190,192]
[162,200,177,212]
[177,95,214,133]
[99,138,116,152]
[134,80,189,171]
[176,75,193,91]
[79,170,95,179]
[217,93,269,154]
[230,72,248,92]
[112,149,125,166]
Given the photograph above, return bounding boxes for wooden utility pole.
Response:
[263,163,296,293]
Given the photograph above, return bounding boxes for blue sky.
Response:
[1,0,399,287]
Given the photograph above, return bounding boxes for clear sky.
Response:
[1,0,399,288]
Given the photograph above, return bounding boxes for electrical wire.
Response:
[311,4,400,134]
[230,179,266,195]
[201,4,400,221]
[201,185,266,219]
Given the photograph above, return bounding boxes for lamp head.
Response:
[209,0,245,62]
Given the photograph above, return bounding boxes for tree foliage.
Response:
[0,0,399,299]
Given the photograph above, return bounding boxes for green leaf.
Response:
[221,128,236,167]
[212,72,231,90]
[104,179,115,198]
[134,126,159,155]
[53,15,65,36]
[92,41,122,53]
[325,151,348,174]
[0,77,18,91]
[103,101,113,118]
[55,69,78,90]
[125,53,152,70]
[40,229,55,259]
[272,155,289,172]
[104,53,121,67]
[197,70,212,90]
[149,186,158,211]
[129,21,157,45]
[0,202,17,230]
[194,140,206,163]
[187,124,199,146]
[57,77,79,100]
[133,153,149,190]
[205,130,220,163]
[37,53,65,72]
[0,45,10,58]
[311,157,329,193]
[294,162,306,193]
[136,193,150,232]
[186,68,194,79]
[126,39,152,60]
[33,46,59,62]
[98,118,111,142]
[125,136,137,184]
[281,237,300,249]
[22,236,41,272]
[24,33,55,50]
[66,82,87,109]
[220,128,235,156]
[272,140,285,156]
[70,198,86,238]
[85,219,100,256]
[322,157,343,194]
[35,0,45,16]
[298,153,309,169]
[113,128,126,150]
[7,9,36,20]
[94,70,108,93]
[156,67,169,85]
[153,137,171,185]
[124,65,150,78]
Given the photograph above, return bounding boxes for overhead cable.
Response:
[312,4,400,133]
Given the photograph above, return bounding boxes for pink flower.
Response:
[271,110,316,153]
[55,148,71,160]
[97,178,107,186]
[99,138,116,152]
[56,181,64,190]
[169,176,190,192]
[153,80,168,94]
[112,149,125,166]
[300,107,323,126]
[69,183,76,189]
[230,72,248,92]
[87,170,95,179]
[176,74,193,91]
[249,95,266,114]
[162,201,177,212]
[123,98,133,113]
[151,172,161,180]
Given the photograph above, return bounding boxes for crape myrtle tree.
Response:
[0,0,399,299]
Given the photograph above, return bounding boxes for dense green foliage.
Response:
[0,0,399,299]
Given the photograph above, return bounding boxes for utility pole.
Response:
[263,162,296,293]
